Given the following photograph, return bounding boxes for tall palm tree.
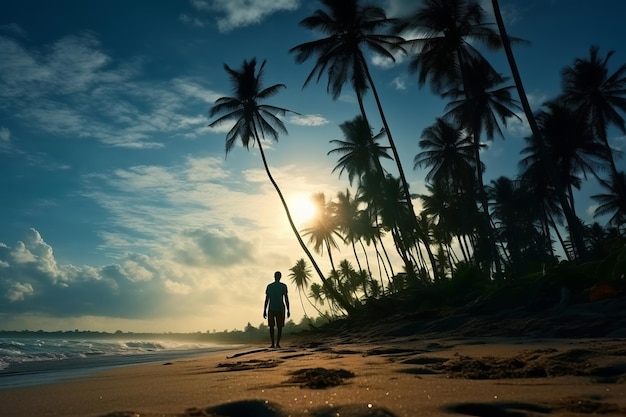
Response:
[532,100,607,214]
[397,0,519,276]
[208,58,354,313]
[561,45,626,179]
[443,57,521,276]
[289,0,419,231]
[490,0,588,259]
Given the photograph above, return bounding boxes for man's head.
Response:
[274,271,282,281]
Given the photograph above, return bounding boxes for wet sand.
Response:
[0,334,624,417]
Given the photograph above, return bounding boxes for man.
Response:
[263,271,290,348]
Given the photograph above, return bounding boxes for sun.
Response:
[290,194,317,226]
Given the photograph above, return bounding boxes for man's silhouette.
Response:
[263,271,290,348]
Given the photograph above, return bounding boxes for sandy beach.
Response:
[1,300,626,417]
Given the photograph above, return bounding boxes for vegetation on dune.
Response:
[209,0,626,326]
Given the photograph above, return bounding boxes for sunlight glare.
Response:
[290,194,317,227]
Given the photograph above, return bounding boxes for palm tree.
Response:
[328,115,392,186]
[561,45,626,179]
[289,258,324,317]
[488,177,549,276]
[208,58,354,313]
[332,189,366,277]
[490,0,588,259]
[395,0,505,94]
[301,192,344,273]
[518,153,563,259]
[415,117,478,188]
[592,172,626,230]
[532,100,607,214]
[289,0,419,231]
[520,100,607,258]
[443,57,521,277]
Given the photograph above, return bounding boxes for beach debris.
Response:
[204,399,286,417]
[447,402,552,416]
[287,367,355,388]
[310,403,398,416]
[217,358,283,371]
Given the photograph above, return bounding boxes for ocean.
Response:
[0,336,237,390]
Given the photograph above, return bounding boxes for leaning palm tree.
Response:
[208,58,354,313]
[490,0,588,259]
[443,57,522,277]
[561,45,626,180]
[289,0,419,229]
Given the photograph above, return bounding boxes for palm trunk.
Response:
[491,0,588,260]
[361,62,441,281]
[254,134,355,314]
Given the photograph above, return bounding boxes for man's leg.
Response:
[269,325,275,348]
[268,312,276,348]
[276,326,282,348]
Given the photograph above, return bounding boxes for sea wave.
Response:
[0,337,224,368]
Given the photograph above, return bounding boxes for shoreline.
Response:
[0,344,245,391]
[0,335,624,417]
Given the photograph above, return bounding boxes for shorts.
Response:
[267,310,285,328]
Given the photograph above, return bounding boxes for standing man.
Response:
[263,271,290,348]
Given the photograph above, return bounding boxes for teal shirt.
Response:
[265,281,287,312]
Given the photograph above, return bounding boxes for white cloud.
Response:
[288,114,330,126]
[6,282,34,302]
[205,0,300,32]
[392,76,407,90]
[179,13,207,27]
[0,31,220,149]
[190,0,212,12]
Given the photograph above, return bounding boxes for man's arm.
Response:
[284,287,290,318]
[263,294,269,318]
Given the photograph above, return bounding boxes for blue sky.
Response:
[1,0,625,333]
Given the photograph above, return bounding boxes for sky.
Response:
[1,0,625,333]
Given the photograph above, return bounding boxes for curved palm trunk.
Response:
[350,241,364,277]
[297,291,308,318]
[361,64,441,281]
[358,238,372,275]
[491,0,588,260]
[254,134,355,314]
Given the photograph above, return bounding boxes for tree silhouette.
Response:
[290,0,422,258]
[561,45,626,180]
[208,58,354,313]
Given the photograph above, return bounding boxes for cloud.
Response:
[0,31,219,149]
[288,114,330,126]
[0,227,260,325]
[193,0,301,33]
[0,23,27,38]
[392,76,407,91]
[0,126,11,152]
